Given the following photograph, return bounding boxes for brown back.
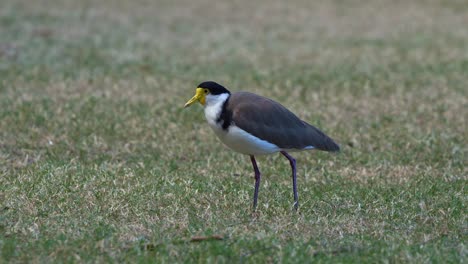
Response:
[228,92,339,152]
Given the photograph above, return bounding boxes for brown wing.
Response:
[227,92,339,152]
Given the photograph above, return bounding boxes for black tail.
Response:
[322,136,340,152]
[305,123,340,152]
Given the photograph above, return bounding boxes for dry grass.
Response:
[0,0,467,262]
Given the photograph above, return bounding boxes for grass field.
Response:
[1,0,467,262]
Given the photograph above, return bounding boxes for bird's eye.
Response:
[204,89,208,94]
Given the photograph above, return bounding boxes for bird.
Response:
[184,81,339,210]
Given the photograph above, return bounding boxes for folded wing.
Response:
[229,92,340,152]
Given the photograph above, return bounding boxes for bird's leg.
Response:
[250,155,261,210]
[280,151,298,210]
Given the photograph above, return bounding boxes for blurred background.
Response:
[0,0,466,262]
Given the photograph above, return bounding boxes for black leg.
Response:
[280,151,298,210]
[250,155,261,210]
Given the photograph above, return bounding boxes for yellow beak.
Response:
[184,88,205,108]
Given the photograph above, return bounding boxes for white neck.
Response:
[204,93,230,127]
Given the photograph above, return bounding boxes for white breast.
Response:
[218,125,280,155]
[203,93,280,155]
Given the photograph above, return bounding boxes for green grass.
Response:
[0,0,466,262]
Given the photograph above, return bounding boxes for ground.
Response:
[0,0,466,262]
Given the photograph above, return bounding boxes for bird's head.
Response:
[184,81,231,108]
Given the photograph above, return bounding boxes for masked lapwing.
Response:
[184,81,339,210]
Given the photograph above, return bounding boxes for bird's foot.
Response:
[251,210,260,219]
[292,201,299,212]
